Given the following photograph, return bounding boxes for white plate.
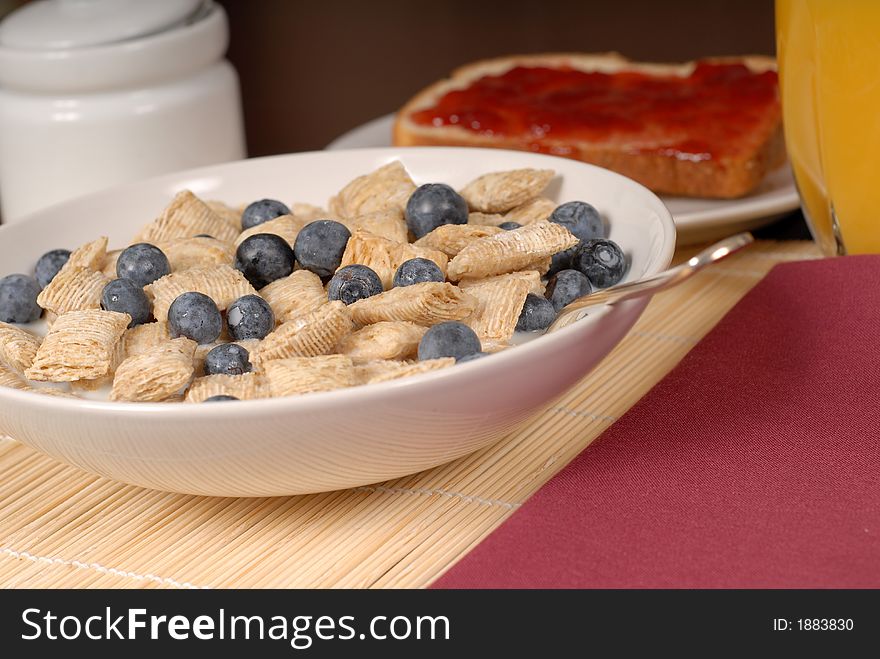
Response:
[327,114,801,245]
[0,147,675,497]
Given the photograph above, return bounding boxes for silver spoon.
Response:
[547,232,755,333]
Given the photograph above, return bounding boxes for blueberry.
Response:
[457,351,489,363]
[549,201,605,241]
[392,257,444,287]
[234,233,296,289]
[204,395,239,402]
[0,274,42,324]
[167,292,222,344]
[499,221,521,231]
[405,183,468,239]
[547,201,606,276]
[516,294,556,332]
[116,243,171,288]
[241,198,290,230]
[226,294,275,340]
[34,249,71,288]
[293,220,351,278]
[573,239,627,289]
[418,321,482,362]
[101,279,152,327]
[545,269,592,312]
[328,264,383,305]
[204,343,252,376]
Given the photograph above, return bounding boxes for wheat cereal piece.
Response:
[339,230,449,290]
[66,331,127,392]
[159,236,236,272]
[328,161,417,219]
[463,277,531,342]
[26,310,130,382]
[250,301,353,366]
[146,265,256,320]
[110,337,196,402]
[290,202,329,223]
[459,270,545,296]
[234,214,311,248]
[36,266,111,316]
[459,169,555,213]
[414,224,504,257]
[65,236,109,272]
[137,190,240,244]
[347,282,476,327]
[102,249,122,278]
[467,211,506,227]
[447,221,578,280]
[123,322,171,359]
[365,358,455,384]
[263,355,355,397]
[336,321,427,364]
[351,209,408,243]
[259,270,327,323]
[503,197,556,224]
[206,200,243,228]
[185,372,267,402]
[0,323,41,373]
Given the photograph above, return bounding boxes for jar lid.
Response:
[0,0,204,50]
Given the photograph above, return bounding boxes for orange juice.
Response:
[776,0,880,254]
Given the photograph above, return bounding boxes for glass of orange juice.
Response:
[776,0,880,255]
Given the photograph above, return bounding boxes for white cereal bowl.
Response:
[0,148,675,496]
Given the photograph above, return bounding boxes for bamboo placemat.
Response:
[0,240,821,589]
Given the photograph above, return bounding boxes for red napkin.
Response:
[433,255,880,588]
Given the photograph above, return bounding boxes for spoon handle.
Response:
[547,232,754,333]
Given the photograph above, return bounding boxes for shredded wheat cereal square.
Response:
[26,310,130,382]
[263,355,355,397]
[335,321,427,364]
[347,282,476,327]
[250,301,354,366]
[459,169,555,214]
[138,190,240,244]
[447,221,578,280]
[36,266,111,316]
[328,161,416,219]
[0,322,42,373]
[110,337,197,402]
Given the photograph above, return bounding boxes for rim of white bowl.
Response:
[0,146,677,416]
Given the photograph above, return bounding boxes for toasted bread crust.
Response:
[394,53,784,198]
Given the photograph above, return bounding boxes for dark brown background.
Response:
[218,0,777,156]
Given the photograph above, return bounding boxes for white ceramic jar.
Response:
[0,0,246,223]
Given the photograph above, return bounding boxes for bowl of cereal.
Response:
[0,147,675,496]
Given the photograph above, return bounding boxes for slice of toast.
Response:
[393,53,784,199]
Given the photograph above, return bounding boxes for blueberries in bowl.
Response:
[457,351,489,363]
[234,233,296,289]
[0,274,42,324]
[516,293,556,332]
[392,258,444,287]
[167,291,222,344]
[545,269,592,313]
[405,183,468,239]
[34,248,71,288]
[205,343,252,376]
[574,239,627,289]
[418,321,482,362]
[241,199,290,230]
[498,221,521,231]
[116,243,171,288]
[328,264,383,305]
[293,220,351,278]
[547,201,606,276]
[101,278,152,327]
[226,294,275,340]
